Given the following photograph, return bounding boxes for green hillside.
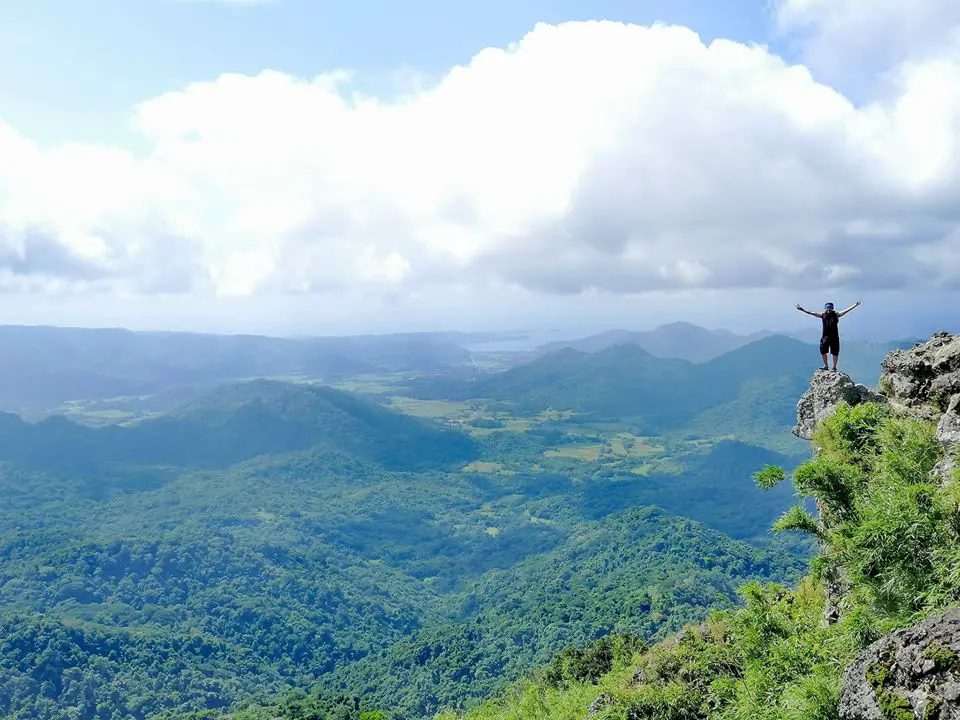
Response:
[0,325,477,418]
[321,506,804,718]
[0,365,811,720]
[406,336,815,434]
[0,380,477,476]
[430,400,960,720]
[535,323,775,362]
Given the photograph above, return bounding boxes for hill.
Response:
[319,506,806,718]
[424,333,960,720]
[0,324,476,417]
[534,323,913,371]
[408,336,814,429]
[0,380,477,476]
[535,322,775,362]
[0,373,807,720]
[407,335,906,440]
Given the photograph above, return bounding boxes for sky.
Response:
[1,0,959,339]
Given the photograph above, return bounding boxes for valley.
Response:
[0,324,908,719]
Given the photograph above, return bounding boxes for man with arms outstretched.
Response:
[795,300,862,371]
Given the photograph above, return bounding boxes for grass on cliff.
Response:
[436,401,960,720]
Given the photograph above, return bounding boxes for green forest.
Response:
[440,400,960,719]
[0,327,930,720]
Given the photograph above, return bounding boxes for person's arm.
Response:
[796,304,822,318]
[838,299,862,318]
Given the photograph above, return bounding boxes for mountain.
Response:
[408,335,815,431]
[533,322,913,373]
[0,371,807,720]
[320,506,806,718]
[0,324,475,416]
[0,380,478,476]
[535,322,775,362]
[410,334,906,431]
[430,332,960,720]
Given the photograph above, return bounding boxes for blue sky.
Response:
[0,0,959,338]
[1,0,783,148]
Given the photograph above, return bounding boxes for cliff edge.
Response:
[796,333,960,719]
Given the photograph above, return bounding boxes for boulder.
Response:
[935,394,960,481]
[586,693,615,716]
[839,607,960,719]
[793,369,886,441]
[879,333,960,414]
[937,394,960,455]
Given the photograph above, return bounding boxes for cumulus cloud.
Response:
[776,0,960,82]
[1,17,960,301]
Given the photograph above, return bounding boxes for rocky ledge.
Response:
[795,333,960,479]
[799,333,960,718]
[793,369,885,441]
[880,332,960,481]
[880,332,960,416]
[840,608,960,719]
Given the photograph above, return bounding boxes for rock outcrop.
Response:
[795,335,960,717]
[936,394,960,481]
[839,608,960,719]
[879,332,960,415]
[793,369,886,441]
[586,693,615,716]
[877,332,960,480]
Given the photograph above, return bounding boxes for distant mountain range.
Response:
[0,324,489,416]
[535,322,777,362]
[0,322,913,421]
[0,380,477,476]
[407,334,903,433]
[532,321,910,363]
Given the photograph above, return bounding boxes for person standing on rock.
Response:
[795,300,862,371]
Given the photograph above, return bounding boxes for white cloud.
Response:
[776,0,960,83]
[1,18,960,302]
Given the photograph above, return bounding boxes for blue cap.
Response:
[824,302,834,309]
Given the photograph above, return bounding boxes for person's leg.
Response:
[821,353,829,369]
[831,337,840,371]
[819,337,829,369]
[832,354,839,371]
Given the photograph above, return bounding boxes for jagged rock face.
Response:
[938,394,960,457]
[839,608,960,719]
[936,394,960,480]
[793,369,887,441]
[880,332,960,413]
[587,693,615,716]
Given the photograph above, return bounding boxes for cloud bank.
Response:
[1,5,959,303]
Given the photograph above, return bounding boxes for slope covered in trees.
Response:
[403,336,898,434]
[0,325,480,417]
[436,343,960,720]
[0,359,813,720]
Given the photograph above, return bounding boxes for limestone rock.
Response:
[839,607,960,719]
[586,693,615,715]
[938,394,960,457]
[793,369,886,441]
[935,394,960,481]
[879,332,960,413]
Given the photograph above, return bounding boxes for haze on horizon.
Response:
[1,0,959,341]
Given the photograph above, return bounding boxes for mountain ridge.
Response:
[0,380,478,474]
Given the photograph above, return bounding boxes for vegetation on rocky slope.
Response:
[438,400,960,720]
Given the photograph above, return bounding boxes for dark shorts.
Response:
[820,335,840,355]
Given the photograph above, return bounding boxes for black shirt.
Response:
[821,310,839,338]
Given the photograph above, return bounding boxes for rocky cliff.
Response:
[796,332,960,476]
[793,369,885,441]
[840,608,960,719]
[796,333,960,719]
